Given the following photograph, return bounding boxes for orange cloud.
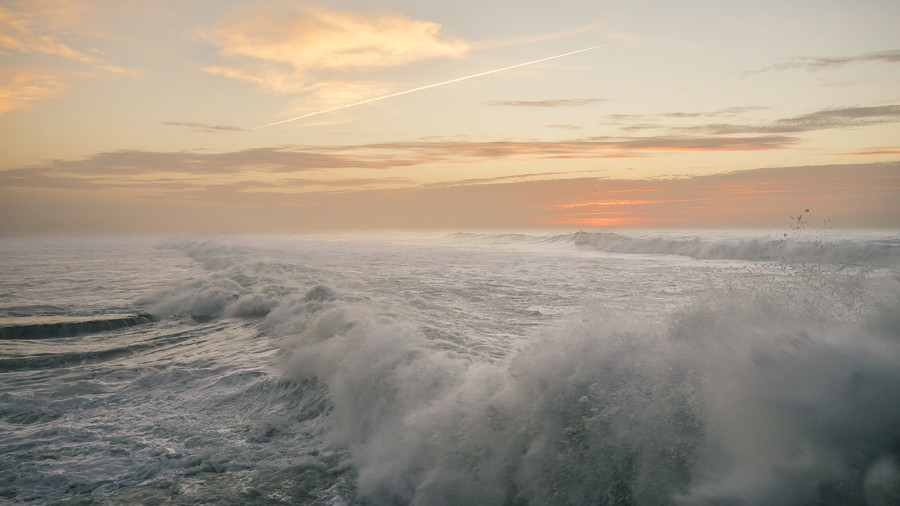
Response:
[0,6,83,60]
[0,3,129,72]
[0,1,134,114]
[0,70,65,114]
[203,5,470,103]
[839,147,900,156]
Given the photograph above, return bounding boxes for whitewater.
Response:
[1,229,898,505]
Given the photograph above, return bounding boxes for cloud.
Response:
[585,135,795,151]
[0,4,88,61]
[660,106,769,118]
[688,105,900,135]
[603,105,900,136]
[0,3,130,73]
[0,1,134,114]
[487,98,606,108]
[4,0,97,30]
[602,107,770,132]
[203,5,470,103]
[0,147,385,187]
[838,147,900,156]
[421,170,584,188]
[0,70,66,114]
[546,124,584,130]
[161,121,248,133]
[748,49,900,74]
[365,135,796,161]
[1,135,799,193]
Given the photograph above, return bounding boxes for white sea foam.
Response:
[277,275,900,505]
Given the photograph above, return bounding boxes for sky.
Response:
[1,0,898,233]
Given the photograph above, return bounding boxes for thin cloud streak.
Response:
[256,45,606,128]
[686,105,900,135]
[420,170,586,188]
[603,105,900,136]
[838,147,900,156]
[488,98,607,108]
[162,121,248,133]
[366,135,796,158]
[747,49,900,74]
[660,106,770,118]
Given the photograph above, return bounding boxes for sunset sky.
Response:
[1,0,898,233]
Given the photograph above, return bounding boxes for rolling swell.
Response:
[0,313,153,340]
[0,327,199,372]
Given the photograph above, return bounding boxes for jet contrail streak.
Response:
[256,44,605,129]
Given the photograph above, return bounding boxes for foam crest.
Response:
[281,303,700,503]
[138,241,326,325]
[673,296,900,504]
[280,279,900,505]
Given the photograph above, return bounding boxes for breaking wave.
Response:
[139,238,900,505]
[572,231,900,265]
[445,230,900,265]
[279,279,900,504]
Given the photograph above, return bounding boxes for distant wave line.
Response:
[255,44,606,129]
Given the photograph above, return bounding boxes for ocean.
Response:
[1,230,898,505]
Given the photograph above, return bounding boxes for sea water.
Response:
[1,230,898,505]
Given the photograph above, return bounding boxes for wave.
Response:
[444,230,900,265]
[573,231,900,265]
[448,232,576,245]
[279,281,900,505]
[0,326,204,372]
[0,313,153,340]
[112,238,900,504]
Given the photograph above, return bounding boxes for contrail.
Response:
[256,44,605,129]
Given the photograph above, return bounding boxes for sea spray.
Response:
[672,293,900,504]
[281,302,702,504]
[278,265,899,505]
[143,234,900,504]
